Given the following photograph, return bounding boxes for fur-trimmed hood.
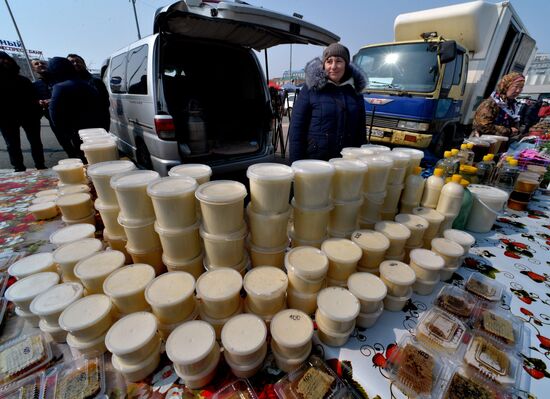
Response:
[304,57,366,93]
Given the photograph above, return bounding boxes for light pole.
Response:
[3,0,35,81]
[130,0,142,40]
[289,44,292,84]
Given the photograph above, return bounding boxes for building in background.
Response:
[524,54,550,100]
[0,38,45,80]
[273,68,305,86]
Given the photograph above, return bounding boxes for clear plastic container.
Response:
[466,184,509,233]
[74,250,125,294]
[156,220,201,262]
[29,281,83,325]
[158,301,199,340]
[360,191,386,221]
[147,176,198,229]
[35,188,59,197]
[0,369,44,399]
[87,160,136,205]
[15,306,40,327]
[213,379,259,399]
[289,227,327,249]
[441,366,513,399]
[321,238,362,281]
[103,264,155,314]
[110,170,159,220]
[273,355,349,398]
[341,146,375,159]
[433,285,477,320]
[56,193,93,220]
[7,252,56,279]
[61,211,96,226]
[249,241,287,269]
[328,198,362,233]
[270,309,313,358]
[394,213,428,247]
[53,163,86,184]
[197,298,242,339]
[117,215,160,252]
[315,314,355,347]
[105,311,160,364]
[416,308,467,353]
[247,203,290,248]
[224,342,267,377]
[32,194,58,205]
[286,287,318,316]
[285,247,328,293]
[45,355,106,399]
[247,163,294,214]
[243,267,288,315]
[0,333,53,386]
[59,294,113,341]
[431,237,464,268]
[28,202,59,220]
[66,329,107,359]
[374,221,411,257]
[291,199,333,242]
[4,272,60,311]
[393,147,424,174]
[464,272,504,302]
[361,155,394,194]
[316,287,360,332]
[163,251,204,278]
[111,339,161,382]
[81,140,119,164]
[471,306,523,348]
[409,248,445,281]
[53,238,103,282]
[379,260,416,296]
[58,183,91,196]
[291,160,335,208]
[126,246,164,275]
[50,223,96,247]
[196,268,243,319]
[351,229,390,269]
[222,313,267,365]
[443,229,475,256]
[383,287,412,311]
[271,340,311,372]
[166,320,219,375]
[168,163,212,184]
[328,158,367,201]
[145,271,196,324]
[173,346,220,389]
[200,224,246,267]
[412,207,444,240]
[347,272,387,313]
[356,302,384,328]
[362,144,391,153]
[464,335,521,387]
[385,335,446,398]
[196,180,247,235]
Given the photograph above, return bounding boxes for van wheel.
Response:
[136,139,153,170]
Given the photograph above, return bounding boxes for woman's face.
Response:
[506,80,525,100]
[324,56,346,83]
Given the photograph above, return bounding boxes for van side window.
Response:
[110,53,127,94]
[127,45,148,95]
[452,53,464,85]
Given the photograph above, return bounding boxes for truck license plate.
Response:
[369,128,385,138]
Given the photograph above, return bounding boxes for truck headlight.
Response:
[397,120,430,131]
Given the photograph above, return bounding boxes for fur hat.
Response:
[322,43,350,65]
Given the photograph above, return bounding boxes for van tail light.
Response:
[154,115,176,140]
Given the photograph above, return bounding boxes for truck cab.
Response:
[354,38,467,153]
[355,0,536,156]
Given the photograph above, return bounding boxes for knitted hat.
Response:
[322,43,350,65]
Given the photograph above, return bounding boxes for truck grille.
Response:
[366,116,398,129]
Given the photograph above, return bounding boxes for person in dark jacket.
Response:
[67,54,110,130]
[0,51,45,172]
[48,57,104,161]
[288,43,367,163]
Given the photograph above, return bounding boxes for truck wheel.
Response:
[135,139,153,170]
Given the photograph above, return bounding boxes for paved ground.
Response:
[0,118,68,171]
[0,118,290,171]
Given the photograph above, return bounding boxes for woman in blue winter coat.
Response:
[288,43,367,162]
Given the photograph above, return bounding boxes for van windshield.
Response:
[355,43,440,93]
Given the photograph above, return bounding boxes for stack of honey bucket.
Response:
[246,163,294,268]
[87,160,136,262]
[109,170,163,273]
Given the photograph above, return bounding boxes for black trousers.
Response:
[0,118,45,170]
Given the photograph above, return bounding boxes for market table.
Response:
[1,169,549,398]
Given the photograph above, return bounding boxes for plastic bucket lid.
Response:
[155,220,200,237]
[87,160,136,178]
[284,246,328,280]
[409,249,445,270]
[321,238,362,264]
[196,268,242,303]
[53,163,83,172]
[359,155,394,168]
[412,207,444,223]
[94,199,119,212]
[247,163,294,181]
[442,229,475,247]
[341,147,375,158]
[468,184,509,211]
[347,272,387,302]
[168,163,212,180]
[199,224,247,242]
[110,170,160,191]
[105,311,158,356]
[360,144,391,153]
[195,180,247,204]
[50,223,96,246]
[8,252,55,279]
[386,151,411,166]
[80,140,117,151]
[291,160,335,175]
[30,282,84,317]
[329,158,368,172]
[392,147,424,159]
[290,198,333,213]
[147,176,198,198]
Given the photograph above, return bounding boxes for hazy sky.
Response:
[1,0,549,77]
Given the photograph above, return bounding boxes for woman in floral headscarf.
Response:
[472,72,525,140]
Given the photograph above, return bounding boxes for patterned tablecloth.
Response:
[1,169,549,399]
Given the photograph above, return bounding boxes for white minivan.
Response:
[104,0,338,175]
